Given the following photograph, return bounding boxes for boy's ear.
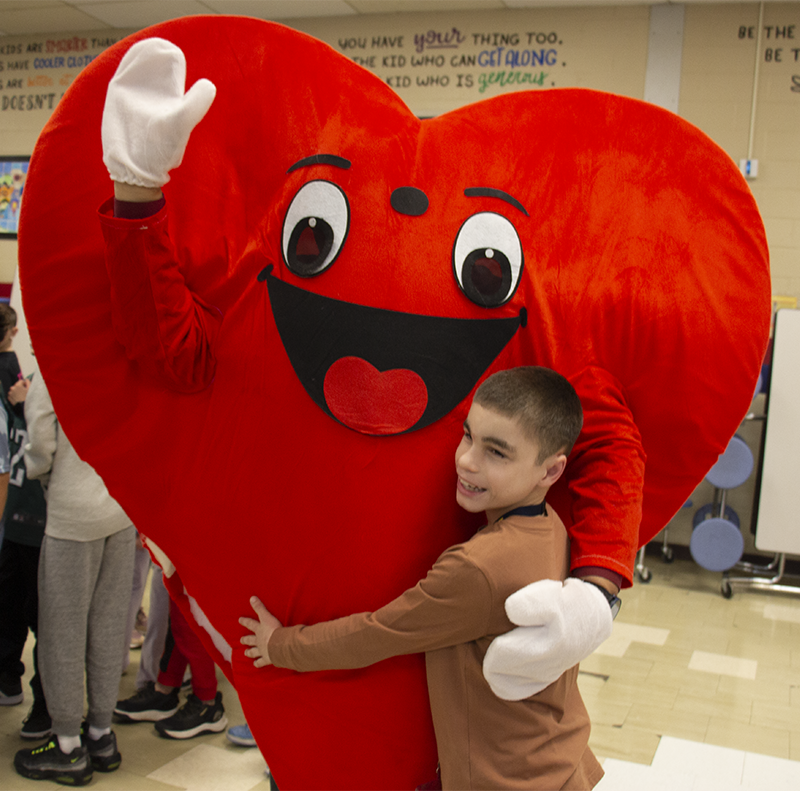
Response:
[542,453,568,487]
[10,327,18,338]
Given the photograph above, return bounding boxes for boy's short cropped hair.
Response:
[0,304,17,339]
[474,366,583,461]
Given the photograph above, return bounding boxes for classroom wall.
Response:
[0,2,796,556]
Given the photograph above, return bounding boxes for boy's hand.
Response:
[8,377,29,405]
[239,596,282,668]
[102,37,216,188]
[482,578,613,700]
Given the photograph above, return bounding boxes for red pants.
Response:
[158,599,218,701]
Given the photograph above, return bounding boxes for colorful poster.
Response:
[0,157,28,237]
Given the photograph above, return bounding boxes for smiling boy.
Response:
[241,367,604,790]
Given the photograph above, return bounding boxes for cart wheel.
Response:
[637,567,652,584]
[661,546,674,563]
[721,580,733,599]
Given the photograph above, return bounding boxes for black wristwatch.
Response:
[583,580,622,620]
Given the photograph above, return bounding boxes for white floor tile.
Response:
[147,744,268,791]
[596,757,695,791]
[762,603,800,624]
[651,736,745,786]
[689,650,758,680]
[742,751,800,789]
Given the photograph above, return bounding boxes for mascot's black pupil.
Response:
[463,248,511,307]
[473,256,502,294]
[287,218,334,276]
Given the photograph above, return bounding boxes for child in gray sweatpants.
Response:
[14,373,135,787]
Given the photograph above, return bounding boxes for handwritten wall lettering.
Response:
[0,32,122,109]
[414,28,466,53]
[332,22,563,98]
[1,93,58,111]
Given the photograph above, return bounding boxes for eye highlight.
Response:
[282,180,350,277]
[452,212,523,307]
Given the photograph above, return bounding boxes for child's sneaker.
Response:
[0,677,23,705]
[14,737,93,786]
[226,722,257,746]
[20,702,52,740]
[114,681,179,722]
[155,692,227,739]
[82,728,122,773]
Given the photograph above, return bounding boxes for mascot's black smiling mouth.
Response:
[259,265,526,435]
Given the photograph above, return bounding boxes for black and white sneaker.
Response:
[21,702,52,740]
[155,692,227,739]
[114,681,179,722]
[0,677,23,706]
[14,737,93,786]
[82,727,121,773]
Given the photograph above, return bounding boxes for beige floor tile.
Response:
[705,716,790,759]
[588,722,661,765]
[751,700,800,731]
[596,678,679,710]
[624,701,710,741]
[577,672,607,700]
[580,652,654,681]
[665,624,732,653]
[623,641,693,666]
[673,689,753,725]
[717,674,792,707]
[584,696,632,728]
[726,636,792,667]
[646,660,720,697]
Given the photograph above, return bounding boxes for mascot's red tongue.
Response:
[324,356,428,434]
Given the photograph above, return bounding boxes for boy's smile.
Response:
[455,402,566,525]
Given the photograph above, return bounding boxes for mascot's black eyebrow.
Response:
[287,154,352,173]
[464,187,529,217]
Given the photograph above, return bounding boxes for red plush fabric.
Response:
[18,17,770,790]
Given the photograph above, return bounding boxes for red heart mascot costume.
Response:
[18,17,770,790]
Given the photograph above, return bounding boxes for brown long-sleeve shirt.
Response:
[269,510,603,790]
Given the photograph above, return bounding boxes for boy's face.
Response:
[455,401,565,524]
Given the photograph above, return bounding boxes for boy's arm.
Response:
[0,401,9,517]
[22,374,57,484]
[240,549,494,672]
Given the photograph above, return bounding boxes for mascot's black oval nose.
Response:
[391,187,429,217]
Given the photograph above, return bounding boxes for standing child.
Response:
[241,366,609,790]
[0,304,21,403]
[14,373,135,786]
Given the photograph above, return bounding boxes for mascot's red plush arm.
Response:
[97,37,220,392]
[563,366,645,582]
[99,202,221,393]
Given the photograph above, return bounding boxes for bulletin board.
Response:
[755,309,800,554]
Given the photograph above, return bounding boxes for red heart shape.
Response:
[324,357,428,434]
[18,16,770,791]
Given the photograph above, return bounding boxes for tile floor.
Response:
[0,555,798,789]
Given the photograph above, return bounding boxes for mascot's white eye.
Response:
[452,212,523,307]
[282,180,350,277]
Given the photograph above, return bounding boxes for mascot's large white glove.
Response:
[483,578,613,700]
[102,37,216,188]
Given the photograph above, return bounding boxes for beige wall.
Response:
[0,3,795,554]
[3,4,799,295]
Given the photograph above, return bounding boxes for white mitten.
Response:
[483,577,613,700]
[102,37,217,188]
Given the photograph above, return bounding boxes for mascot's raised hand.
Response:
[484,578,614,700]
[102,37,216,188]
